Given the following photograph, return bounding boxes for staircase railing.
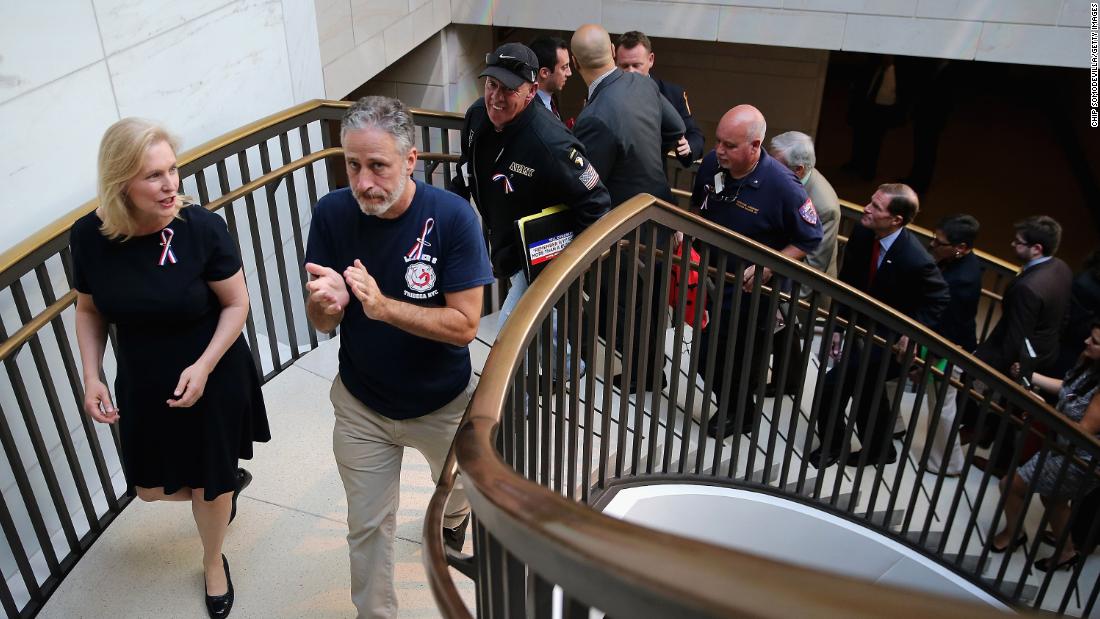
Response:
[425,194,1097,617]
[0,99,466,618]
[0,98,1062,618]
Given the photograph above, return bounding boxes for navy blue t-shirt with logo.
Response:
[304,180,493,419]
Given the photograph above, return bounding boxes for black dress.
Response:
[71,205,270,501]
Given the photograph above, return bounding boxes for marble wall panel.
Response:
[433,0,453,32]
[93,0,233,55]
[492,0,600,32]
[977,22,1087,68]
[412,1,439,46]
[397,82,446,111]
[0,0,103,104]
[783,0,916,16]
[656,0,782,6]
[449,0,494,25]
[108,0,295,148]
[315,0,355,64]
[379,32,446,85]
[0,62,118,254]
[383,10,418,65]
[717,6,846,49]
[284,0,327,101]
[603,0,721,41]
[1059,0,1093,27]
[351,0,407,43]
[915,0,1063,25]
[324,34,387,97]
[842,14,982,59]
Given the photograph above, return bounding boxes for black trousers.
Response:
[816,341,901,456]
[697,296,769,425]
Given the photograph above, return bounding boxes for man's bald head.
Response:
[718,105,767,143]
[714,104,767,178]
[571,24,615,73]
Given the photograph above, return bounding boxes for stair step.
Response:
[871,509,904,529]
[903,529,945,552]
[982,578,1038,604]
[748,463,782,485]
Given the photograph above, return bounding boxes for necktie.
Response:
[868,240,881,287]
[550,96,561,121]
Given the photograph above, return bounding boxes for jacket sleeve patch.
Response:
[799,198,818,225]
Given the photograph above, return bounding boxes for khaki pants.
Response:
[330,374,474,619]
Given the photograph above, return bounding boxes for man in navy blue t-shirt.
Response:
[303,96,493,618]
[691,104,822,440]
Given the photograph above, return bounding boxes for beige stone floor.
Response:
[39,337,474,619]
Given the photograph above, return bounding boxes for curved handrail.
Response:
[425,193,1081,617]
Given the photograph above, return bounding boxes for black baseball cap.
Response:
[480,43,539,89]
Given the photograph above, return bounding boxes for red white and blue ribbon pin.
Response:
[158,228,177,266]
[405,218,435,261]
[491,173,514,193]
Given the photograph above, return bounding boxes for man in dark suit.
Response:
[614,30,705,167]
[529,36,572,121]
[810,183,949,468]
[571,24,684,205]
[962,216,1072,469]
[570,23,685,393]
[974,216,1072,378]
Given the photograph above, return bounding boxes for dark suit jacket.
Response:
[839,224,949,330]
[975,257,1072,374]
[653,76,704,166]
[938,252,983,352]
[573,69,684,206]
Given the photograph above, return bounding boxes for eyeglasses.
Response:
[485,52,537,81]
[700,177,745,211]
[929,237,952,248]
[1010,237,1033,247]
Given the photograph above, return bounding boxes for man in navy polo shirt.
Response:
[691,104,822,439]
[304,96,493,618]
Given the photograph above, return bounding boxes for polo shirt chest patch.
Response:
[403,217,439,300]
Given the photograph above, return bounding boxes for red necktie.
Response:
[868,240,881,287]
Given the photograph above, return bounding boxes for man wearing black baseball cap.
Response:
[451,42,610,343]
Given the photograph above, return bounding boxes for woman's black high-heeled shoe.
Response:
[990,532,1028,554]
[205,554,234,618]
[1034,553,1080,572]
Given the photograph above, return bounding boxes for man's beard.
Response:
[355,179,407,216]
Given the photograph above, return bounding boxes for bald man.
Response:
[570,24,685,394]
[570,23,684,206]
[690,105,822,439]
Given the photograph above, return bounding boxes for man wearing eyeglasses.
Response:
[450,43,610,333]
[690,104,823,440]
[961,216,1072,472]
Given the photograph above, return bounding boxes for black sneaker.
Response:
[443,514,470,552]
[229,468,252,524]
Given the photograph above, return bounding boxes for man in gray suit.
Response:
[570,23,684,206]
[764,130,841,397]
[570,23,685,393]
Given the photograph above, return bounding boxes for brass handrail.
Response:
[425,194,1022,617]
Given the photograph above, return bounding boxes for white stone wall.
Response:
[317,0,455,98]
[0,0,325,257]
[451,0,1091,69]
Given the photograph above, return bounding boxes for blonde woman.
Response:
[72,118,270,618]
